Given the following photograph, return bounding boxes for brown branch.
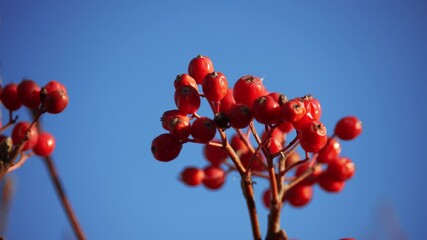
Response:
[0,177,14,236]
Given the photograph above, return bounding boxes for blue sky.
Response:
[0,0,426,239]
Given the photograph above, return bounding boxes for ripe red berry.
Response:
[174,74,198,91]
[174,85,201,114]
[44,80,67,95]
[280,98,306,123]
[11,121,38,151]
[268,92,288,105]
[188,55,214,85]
[230,134,249,155]
[33,132,55,156]
[240,151,265,172]
[190,117,216,143]
[317,138,341,164]
[1,83,22,111]
[166,114,191,140]
[285,151,300,167]
[299,120,327,153]
[160,110,186,131]
[219,88,236,113]
[300,95,321,120]
[18,80,41,109]
[326,157,355,181]
[202,72,228,102]
[233,75,267,107]
[276,121,293,133]
[226,104,253,129]
[285,185,313,207]
[334,116,362,140]
[202,165,226,190]
[151,133,182,162]
[204,142,228,166]
[318,173,345,193]
[295,163,322,185]
[252,95,281,125]
[180,167,205,186]
[44,90,69,114]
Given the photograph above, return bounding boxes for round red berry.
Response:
[174,85,201,114]
[268,92,288,105]
[299,120,327,153]
[240,151,265,172]
[188,55,215,85]
[202,72,228,102]
[334,116,362,140]
[317,138,341,164]
[262,188,271,209]
[326,157,355,181]
[180,167,205,186]
[18,80,41,109]
[174,74,198,91]
[285,185,313,207]
[226,104,253,129]
[44,90,69,114]
[202,165,226,190]
[204,142,228,166]
[280,98,306,123]
[230,134,249,155]
[300,95,321,120]
[161,110,185,131]
[318,173,345,193]
[166,114,191,140]
[33,132,55,156]
[295,163,322,185]
[190,117,216,143]
[44,80,67,95]
[233,75,267,107]
[219,88,236,113]
[1,83,22,111]
[11,121,38,151]
[252,95,281,125]
[276,121,293,133]
[151,133,182,162]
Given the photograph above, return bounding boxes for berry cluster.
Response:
[151,55,362,239]
[0,79,69,178]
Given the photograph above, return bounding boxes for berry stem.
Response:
[0,111,18,133]
[5,153,32,174]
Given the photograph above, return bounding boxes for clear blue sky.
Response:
[1,0,426,239]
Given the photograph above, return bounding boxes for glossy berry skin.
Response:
[280,98,306,123]
[317,138,341,164]
[252,95,281,125]
[335,116,362,140]
[188,55,215,85]
[300,95,321,120]
[233,75,267,107]
[1,83,22,111]
[166,114,191,140]
[180,167,205,186]
[318,173,345,193]
[11,121,38,151]
[33,132,55,156]
[44,90,69,114]
[174,74,198,91]
[204,142,228,166]
[18,80,41,109]
[219,88,236,113]
[268,92,287,105]
[202,165,226,190]
[151,133,182,162]
[286,185,313,207]
[327,157,355,181]
[299,120,327,153]
[226,104,253,129]
[277,121,293,133]
[44,80,67,95]
[190,117,216,143]
[174,85,201,114]
[202,72,228,102]
[161,110,186,131]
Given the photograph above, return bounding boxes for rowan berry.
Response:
[285,185,313,207]
[202,72,228,102]
[174,85,200,114]
[219,88,236,113]
[44,90,69,114]
[202,165,226,190]
[204,142,228,166]
[166,114,191,140]
[233,75,267,107]
[318,173,345,193]
[227,104,253,129]
[262,188,271,209]
[33,132,55,156]
[18,79,41,109]
[268,92,288,105]
[190,117,216,143]
[151,133,182,162]
[11,121,38,151]
[300,95,321,120]
[295,163,322,185]
[299,120,327,153]
[44,80,67,95]
[326,157,355,181]
[188,55,214,85]
[317,138,341,164]
[180,167,205,186]
[252,95,281,125]
[161,110,186,131]
[334,116,362,140]
[240,151,265,172]
[280,98,306,123]
[174,74,198,91]
[1,83,22,111]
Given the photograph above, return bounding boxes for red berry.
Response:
[18,80,41,109]
[11,121,38,151]
[318,173,345,193]
[204,142,228,166]
[174,85,201,114]
[300,95,321,120]
[202,165,226,190]
[202,72,228,102]
[44,80,67,95]
[295,162,322,185]
[268,92,288,105]
[299,120,327,153]
[44,90,69,114]
[160,110,185,131]
[188,55,214,85]
[33,132,55,156]
[276,121,293,134]
[240,151,265,172]
[285,185,313,207]
[1,83,22,111]
[317,138,341,164]
[166,114,191,140]
[190,117,216,143]
[226,104,253,129]
[174,74,198,91]
[230,134,249,155]
[219,88,236,113]
[280,98,306,123]
[180,167,205,186]
[262,188,271,209]
[334,116,362,140]
[233,75,267,107]
[285,151,300,167]
[151,133,182,162]
[261,127,285,145]
[326,157,355,181]
[252,95,281,125]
